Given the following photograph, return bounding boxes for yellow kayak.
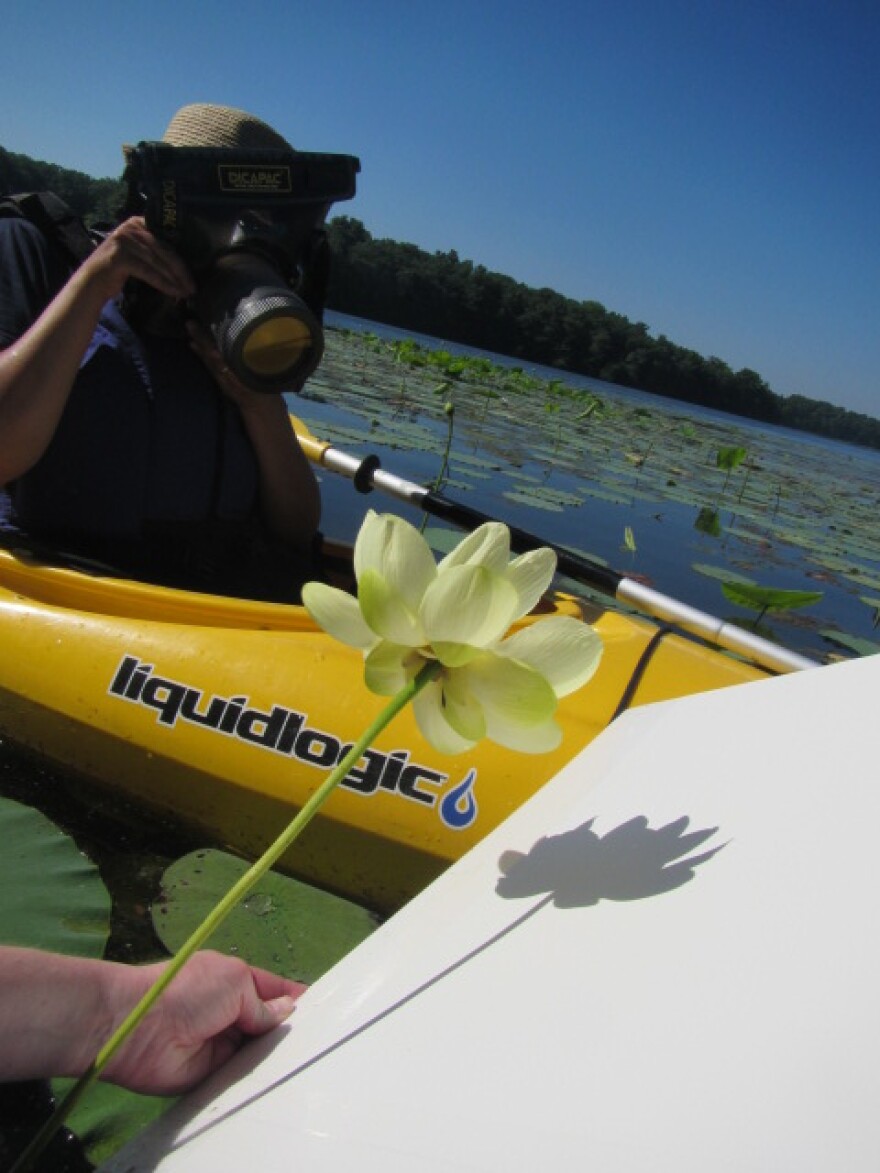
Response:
[0,538,768,913]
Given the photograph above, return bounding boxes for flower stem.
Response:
[12,661,440,1173]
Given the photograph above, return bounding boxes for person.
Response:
[0,946,305,1093]
[0,103,323,601]
[0,946,306,1170]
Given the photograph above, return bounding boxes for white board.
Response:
[104,655,880,1171]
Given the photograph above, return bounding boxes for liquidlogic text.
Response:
[107,655,478,830]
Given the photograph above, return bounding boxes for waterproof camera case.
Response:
[125,142,360,392]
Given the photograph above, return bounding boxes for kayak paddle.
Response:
[292,419,819,675]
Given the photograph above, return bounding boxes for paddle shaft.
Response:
[299,434,819,675]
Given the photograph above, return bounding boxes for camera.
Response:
[124,142,360,392]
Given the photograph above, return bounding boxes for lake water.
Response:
[313,311,880,664]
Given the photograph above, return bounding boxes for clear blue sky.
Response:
[3,0,878,417]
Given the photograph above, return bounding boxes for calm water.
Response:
[316,311,880,664]
[327,310,879,466]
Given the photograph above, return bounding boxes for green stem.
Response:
[12,661,440,1173]
[420,403,455,533]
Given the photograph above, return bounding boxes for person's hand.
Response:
[100,950,306,1095]
[185,319,308,410]
[185,319,321,545]
[185,319,261,409]
[80,216,196,304]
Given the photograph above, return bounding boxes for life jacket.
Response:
[0,193,272,591]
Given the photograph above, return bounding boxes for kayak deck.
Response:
[0,545,768,912]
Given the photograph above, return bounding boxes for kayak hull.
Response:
[0,547,766,912]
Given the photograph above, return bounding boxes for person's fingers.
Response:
[248,965,308,1005]
[184,319,219,365]
[98,217,195,299]
[232,972,304,1037]
[184,321,254,401]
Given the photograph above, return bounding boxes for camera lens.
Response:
[242,315,314,377]
[196,252,324,392]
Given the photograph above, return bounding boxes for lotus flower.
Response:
[302,511,603,754]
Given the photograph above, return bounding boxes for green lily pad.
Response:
[840,566,880,591]
[50,1078,175,1167]
[0,797,111,957]
[502,489,564,512]
[0,799,172,1165]
[721,583,824,613]
[423,525,465,555]
[820,630,880,657]
[691,563,756,585]
[152,849,379,983]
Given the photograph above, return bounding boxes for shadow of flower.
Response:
[143,815,726,1157]
[496,815,725,909]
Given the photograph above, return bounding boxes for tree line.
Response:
[0,146,123,224]
[326,217,880,451]
[2,146,877,450]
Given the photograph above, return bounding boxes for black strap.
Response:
[0,191,96,267]
[609,624,674,723]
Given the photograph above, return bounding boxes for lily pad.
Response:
[423,525,466,555]
[0,798,171,1166]
[152,849,379,983]
[716,445,748,471]
[694,507,722,537]
[50,1078,175,1168]
[0,796,111,957]
[820,630,880,657]
[502,489,564,512]
[721,583,824,613]
[691,563,756,585]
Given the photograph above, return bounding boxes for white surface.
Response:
[104,656,880,1171]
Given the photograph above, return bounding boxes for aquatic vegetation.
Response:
[153,849,377,984]
[720,582,824,628]
[715,445,748,502]
[300,327,880,661]
[0,798,171,1165]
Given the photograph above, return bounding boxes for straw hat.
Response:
[161,103,293,151]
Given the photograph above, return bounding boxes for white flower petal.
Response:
[498,616,604,696]
[364,642,420,695]
[421,564,519,650]
[438,522,510,574]
[359,568,425,646]
[441,672,487,742]
[354,512,437,614]
[352,510,385,579]
[462,652,558,730]
[413,680,477,755]
[484,714,563,754]
[430,641,482,668]
[504,547,557,618]
[301,582,376,649]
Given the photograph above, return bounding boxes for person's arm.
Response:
[0,217,195,486]
[0,946,305,1096]
[186,321,321,549]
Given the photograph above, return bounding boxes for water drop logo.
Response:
[440,769,478,830]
